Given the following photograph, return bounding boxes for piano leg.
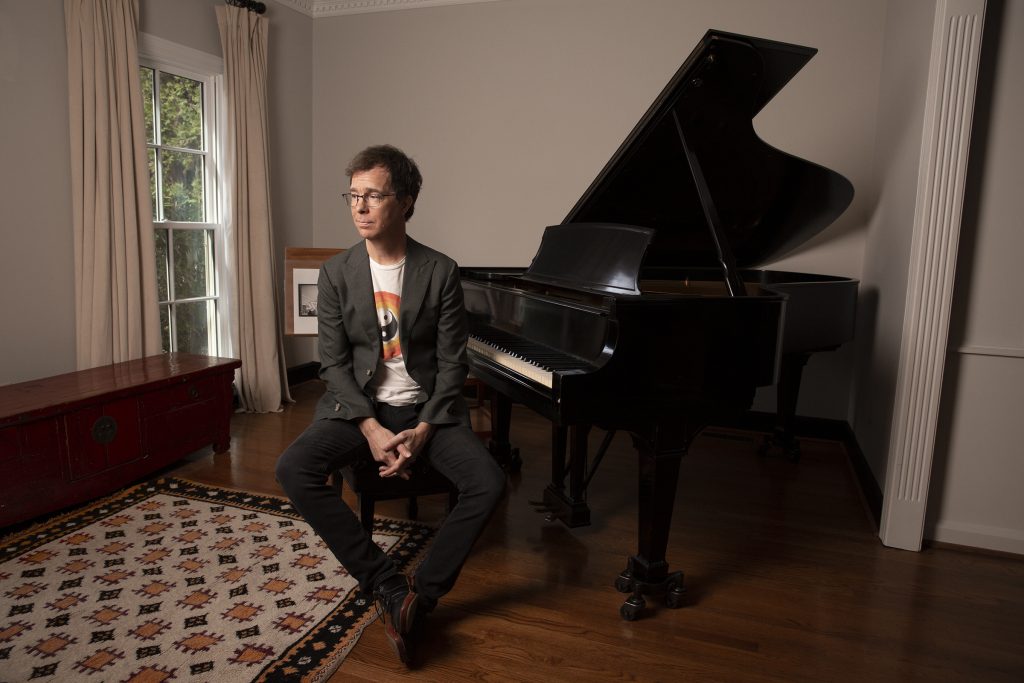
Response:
[758,351,811,462]
[487,391,522,471]
[542,424,592,527]
[549,425,567,496]
[614,426,691,620]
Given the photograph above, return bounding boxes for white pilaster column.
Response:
[880,0,987,550]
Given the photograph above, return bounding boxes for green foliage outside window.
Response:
[142,65,218,355]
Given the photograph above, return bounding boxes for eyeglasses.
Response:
[342,192,395,208]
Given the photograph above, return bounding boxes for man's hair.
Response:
[345,144,423,220]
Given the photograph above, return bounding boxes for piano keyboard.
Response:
[468,336,554,388]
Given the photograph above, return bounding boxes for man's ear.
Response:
[401,196,414,215]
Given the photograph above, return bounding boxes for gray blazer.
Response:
[313,237,470,426]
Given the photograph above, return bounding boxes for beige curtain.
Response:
[217,5,291,412]
[65,0,162,369]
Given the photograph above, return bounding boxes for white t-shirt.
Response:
[366,257,426,406]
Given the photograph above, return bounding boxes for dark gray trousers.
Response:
[275,403,505,605]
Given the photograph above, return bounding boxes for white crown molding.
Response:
[272,0,504,18]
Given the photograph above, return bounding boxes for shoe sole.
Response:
[384,590,419,664]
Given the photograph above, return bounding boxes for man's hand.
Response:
[358,417,410,480]
[377,422,435,479]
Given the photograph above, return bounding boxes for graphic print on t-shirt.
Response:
[374,290,402,360]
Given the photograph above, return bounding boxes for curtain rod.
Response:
[226,0,267,14]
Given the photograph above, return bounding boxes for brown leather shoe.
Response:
[373,574,419,665]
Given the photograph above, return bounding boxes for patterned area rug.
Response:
[0,478,435,682]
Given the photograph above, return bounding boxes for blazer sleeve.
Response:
[416,259,470,425]
[317,263,375,420]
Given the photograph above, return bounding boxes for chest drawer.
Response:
[138,374,225,417]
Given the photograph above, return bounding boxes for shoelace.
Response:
[373,580,404,624]
[374,592,388,623]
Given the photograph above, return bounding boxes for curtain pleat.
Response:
[217,5,291,412]
[65,0,161,369]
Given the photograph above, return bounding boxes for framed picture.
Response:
[284,247,344,335]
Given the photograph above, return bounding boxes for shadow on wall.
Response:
[849,285,894,486]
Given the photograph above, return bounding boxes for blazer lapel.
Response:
[399,238,435,346]
[342,243,380,351]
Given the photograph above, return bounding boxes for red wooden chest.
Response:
[0,353,241,528]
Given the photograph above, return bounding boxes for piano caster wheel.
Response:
[665,582,686,609]
[620,595,645,621]
[615,571,634,594]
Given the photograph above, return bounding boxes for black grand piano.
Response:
[460,30,857,620]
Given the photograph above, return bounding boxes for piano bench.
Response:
[331,458,458,533]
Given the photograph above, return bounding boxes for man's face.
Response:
[348,166,412,244]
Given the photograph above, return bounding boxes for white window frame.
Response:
[139,33,234,360]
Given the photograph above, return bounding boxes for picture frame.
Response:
[284,247,344,335]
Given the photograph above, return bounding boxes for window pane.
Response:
[148,148,158,221]
[144,57,220,358]
[159,304,171,353]
[175,300,215,355]
[172,229,215,299]
[155,228,170,301]
[158,72,203,150]
[161,151,204,221]
[140,66,155,144]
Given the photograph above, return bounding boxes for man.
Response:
[276,145,505,665]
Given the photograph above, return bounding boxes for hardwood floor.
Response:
[170,381,1024,682]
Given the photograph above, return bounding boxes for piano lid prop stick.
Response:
[673,108,747,297]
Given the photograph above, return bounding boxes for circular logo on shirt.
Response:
[374,291,402,360]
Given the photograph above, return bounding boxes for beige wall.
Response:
[0,0,76,384]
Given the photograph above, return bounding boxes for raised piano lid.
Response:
[563,29,854,270]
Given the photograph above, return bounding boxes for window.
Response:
[139,35,229,357]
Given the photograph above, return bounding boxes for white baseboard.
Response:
[929,520,1024,555]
